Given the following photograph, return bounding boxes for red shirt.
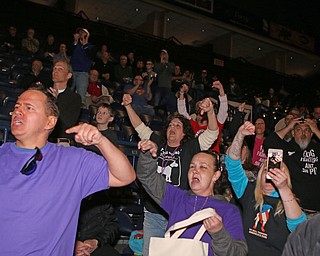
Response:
[190,119,224,153]
[87,82,102,97]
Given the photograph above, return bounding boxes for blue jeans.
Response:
[132,104,155,117]
[143,209,168,256]
[153,87,177,114]
[72,71,89,104]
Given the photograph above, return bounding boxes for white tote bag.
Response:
[149,208,214,256]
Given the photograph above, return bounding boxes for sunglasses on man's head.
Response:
[20,147,43,176]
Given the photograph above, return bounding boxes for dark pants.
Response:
[153,87,177,114]
[92,244,120,256]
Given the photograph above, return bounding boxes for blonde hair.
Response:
[254,162,292,216]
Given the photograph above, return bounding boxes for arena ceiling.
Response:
[31,0,320,78]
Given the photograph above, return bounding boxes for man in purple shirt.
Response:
[0,85,135,255]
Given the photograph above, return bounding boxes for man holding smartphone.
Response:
[264,117,320,217]
[70,27,96,106]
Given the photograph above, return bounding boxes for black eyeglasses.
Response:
[20,147,43,176]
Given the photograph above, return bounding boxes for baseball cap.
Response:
[76,27,90,37]
[160,49,168,54]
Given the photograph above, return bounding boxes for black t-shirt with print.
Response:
[264,132,320,211]
[144,132,201,214]
[240,182,289,256]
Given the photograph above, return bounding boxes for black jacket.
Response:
[20,71,53,90]
[264,132,320,211]
[77,190,119,247]
[50,87,81,139]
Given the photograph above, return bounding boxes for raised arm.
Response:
[122,93,153,140]
[124,83,140,96]
[213,81,228,124]
[122,93,143,128]
[306,118,320,139]
[66,123,136,187]
[197,97,219,150]
[227,102,246,138]
[145,79,153,102]
[228,121,255,160]
[225,121,255,198]
[275,117,300,139]
[202,98,218,132]
[136,139,166,205]
[176,84,191,120]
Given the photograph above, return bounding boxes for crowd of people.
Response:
[1,23,320,256]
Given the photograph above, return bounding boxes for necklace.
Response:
[193,196,209,212]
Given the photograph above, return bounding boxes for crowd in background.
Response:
[1,22,320,256]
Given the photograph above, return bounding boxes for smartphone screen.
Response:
[266,149,283,179]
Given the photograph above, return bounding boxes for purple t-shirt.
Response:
[0,142,109,255]
[162,184,245,256]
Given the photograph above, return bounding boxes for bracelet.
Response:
[282,197,295,203]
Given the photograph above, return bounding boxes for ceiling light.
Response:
[135,8,139,12]
[314,64,317,68]
[201,29,205,32]
[290,56,294,60]
[167,17,170,21]
[258,47,262,51]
